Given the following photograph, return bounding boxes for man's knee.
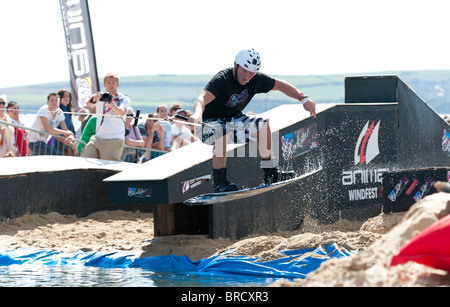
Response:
[213,134,230,158]
[99,139,124,161]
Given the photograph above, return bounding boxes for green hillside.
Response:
[1,70,449,115]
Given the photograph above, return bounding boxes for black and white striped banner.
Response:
[60,0,100,111]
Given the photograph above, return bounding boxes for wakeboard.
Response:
[183,168,322,205]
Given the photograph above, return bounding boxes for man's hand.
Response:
[151,121,164,134]
[89,92,102,104]
[189,114,203,138]
[272,79,317,118]
[189,113,202,125]
[64,134,75,146]
[105,101,116,110]
[303,100,317,118]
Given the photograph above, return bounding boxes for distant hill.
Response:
[1,70,449,115]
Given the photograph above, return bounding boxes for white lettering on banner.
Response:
[68,10,83,23]
[348,187,379,201]
[340,120,391,202]
[64,0,90,77]
[61,0,96,107]
[342,168,389,202]
[73,49,89,76]
[181,175,211,194]
[69,22,87,50]
[342,168,388,186]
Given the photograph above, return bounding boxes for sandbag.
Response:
[391,214,450,272]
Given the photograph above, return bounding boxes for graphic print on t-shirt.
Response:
[226,89,249,108]
[48,118,60,128]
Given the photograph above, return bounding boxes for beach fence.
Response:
[0,119,85,157]
[0,118,165,161]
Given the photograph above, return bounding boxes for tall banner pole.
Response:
[60,0,100,111]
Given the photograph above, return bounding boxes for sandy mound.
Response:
[211,204,405,262]
[219,226,382,262]
[273,192,450,287]
[0,210,154,254]
[140,235,234,262]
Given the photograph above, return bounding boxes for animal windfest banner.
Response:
[59,0,100,111]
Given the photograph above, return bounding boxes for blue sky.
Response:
[1,0,449,88]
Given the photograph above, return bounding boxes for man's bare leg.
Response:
[257,122,273,161]
[212,133,230,169]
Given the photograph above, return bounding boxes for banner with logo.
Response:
[60,0,99,111]
[329,112,397,207]
[279,108,398,220]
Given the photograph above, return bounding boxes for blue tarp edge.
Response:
[0,243,357,279]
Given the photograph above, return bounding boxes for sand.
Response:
[0,210,233,262]
[274,192,450,287]
[0,192,449,286]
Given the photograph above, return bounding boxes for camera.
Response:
[90,92,113,104]
[99,92,113,103]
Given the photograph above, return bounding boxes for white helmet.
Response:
[235,49,261,72]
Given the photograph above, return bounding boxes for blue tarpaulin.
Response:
[0,243,356,279]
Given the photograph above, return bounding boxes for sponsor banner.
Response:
[388,177,409,202]
[128,187,152,198]
[281,123,319,161]
[354,120,380,165]
[443,129,450,157]
[60,0,100,111]
[342,168,387,202]
[335,116,397,204]
[382,168,449,213]
[341,119,390,202]
[181,175,211,194]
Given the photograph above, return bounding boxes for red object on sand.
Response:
[391,214,450,272]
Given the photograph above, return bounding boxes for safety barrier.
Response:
[0,119,168,162]
[0,119,84,157]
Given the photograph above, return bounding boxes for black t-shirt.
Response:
[203,68,276,119]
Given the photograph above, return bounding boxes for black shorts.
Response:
[198,113,269,146]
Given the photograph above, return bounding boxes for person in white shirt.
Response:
[0,96,17,157]
[156,104,172,152]
[83,73,130,161]
[27,93,76,156]
[6,101,27,156]
[171,109,198,150]
[75,107,90,139]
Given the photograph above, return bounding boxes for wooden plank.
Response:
[155,203,175,236]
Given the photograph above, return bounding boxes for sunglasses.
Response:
[0,102,5,105]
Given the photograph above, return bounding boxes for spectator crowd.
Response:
[0,73,198,163]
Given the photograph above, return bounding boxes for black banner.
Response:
[60,0,99,111]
